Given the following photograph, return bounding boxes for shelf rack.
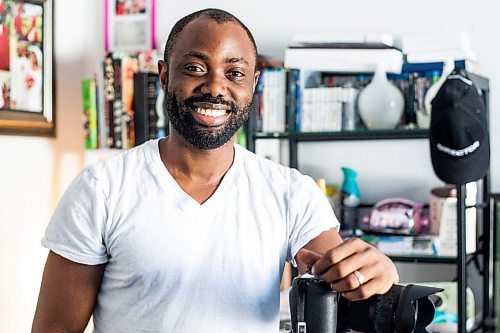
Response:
[247,71,494,332]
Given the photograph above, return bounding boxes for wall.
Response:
[157,0,500,197]
[0,0,103,331]
[0,0,497,331]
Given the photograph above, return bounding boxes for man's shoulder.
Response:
[87,140,157,185]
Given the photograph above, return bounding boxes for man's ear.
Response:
[158,60,168,87]
[253,70,260,94]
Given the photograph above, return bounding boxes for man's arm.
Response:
[32,251,105,333]
[296,228,399,301]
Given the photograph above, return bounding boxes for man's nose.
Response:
[200,71,227,97]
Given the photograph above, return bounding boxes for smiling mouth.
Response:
[194,107,228,117]
[190,103,231,127]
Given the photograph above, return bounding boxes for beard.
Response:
[164,90,253,150]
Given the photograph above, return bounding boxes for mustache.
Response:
[183,94,236,110]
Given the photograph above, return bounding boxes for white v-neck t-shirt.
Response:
[42,139,339,333]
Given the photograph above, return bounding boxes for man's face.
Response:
[160,17,260,150]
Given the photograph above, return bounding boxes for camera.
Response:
[288,275,442,333]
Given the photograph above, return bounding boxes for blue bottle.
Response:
[340,167,361,231]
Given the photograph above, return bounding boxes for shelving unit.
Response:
[249,129,428,170]
[247,71,494,332]
[388,255,456,264]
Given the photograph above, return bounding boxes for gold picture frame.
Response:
[0,0,55,137]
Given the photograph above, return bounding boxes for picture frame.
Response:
[105,0,156,53]
[0,0,55,137]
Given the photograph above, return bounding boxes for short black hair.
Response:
[163,8,258,64]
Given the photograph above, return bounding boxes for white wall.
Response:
[152,0,500,202]
[0,1,103,331]
[0,0,497,331]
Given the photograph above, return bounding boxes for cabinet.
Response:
[247,71,494,332]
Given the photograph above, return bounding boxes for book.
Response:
[121,56,140,149]
[292,69,302,132]
[112,57,124,149]
[285,68,300,132]
[253,73,264,131]
[81,78,98,149]
[284,47,404,73]
[254,68,287,132]
[133,72,159,146]
[95,61,109,149]
[103,54,116,148]
[155,84,168,138]
[235,126,247,148]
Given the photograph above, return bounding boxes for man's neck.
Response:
[158,132,235,186]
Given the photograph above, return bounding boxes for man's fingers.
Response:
[296,248,322,268]
[302,237,398,301]
[328,266,374,293]
[319,247,372,282]
[313,238,372,276]
[340,277,385,301]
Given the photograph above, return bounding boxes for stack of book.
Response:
[256,68,287,132]
[299,87,358,132]
[281,34,407,133]
[254,68,300,133]
[81,50,166,150]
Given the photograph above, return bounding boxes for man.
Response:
[33,9,398,332]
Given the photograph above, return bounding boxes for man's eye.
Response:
[184,65,203,72]
[228,71,244,78]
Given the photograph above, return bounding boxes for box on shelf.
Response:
[292,32,396,49]
[284,47,404,74]
[430,183,477,256]
[402,31,478,66]
[406,49,477,64]
[402,31,471,54]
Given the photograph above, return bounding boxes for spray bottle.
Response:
[340,167,360,232]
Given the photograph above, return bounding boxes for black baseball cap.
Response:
[429,69,489,185]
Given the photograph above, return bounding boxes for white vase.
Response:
[418,59,455,129]
[358,64,404,129]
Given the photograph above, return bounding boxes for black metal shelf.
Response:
[253,132,290,139]
[388,255,456,264]
[247,71,493,333]
[293,129,428,141]
[252,128,428,142]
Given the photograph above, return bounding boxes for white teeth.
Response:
[195,108,226,117]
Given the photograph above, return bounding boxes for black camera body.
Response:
[289,275,443,333]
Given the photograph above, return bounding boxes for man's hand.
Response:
[297,237,399,301]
